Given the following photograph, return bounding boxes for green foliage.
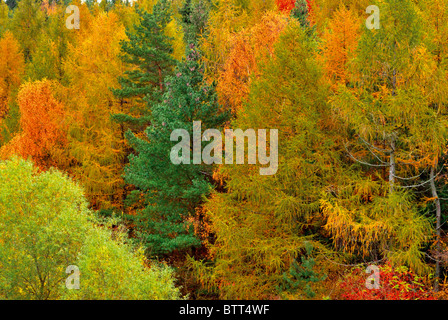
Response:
[196,21,340,299]
[26,6,74,82]
[323,0,447,274]
[0,157,182,300]
[291,0,309,27]
[179,0,211,43]
[0,0,9,36]
[1,0,448,301]
[10,0,45,61]
[112,0,177,128]
[0,100,20,146]
[5,0,17,10]
[124,44,229,256]
[0,157,92,299]
[278,243,327,298]
[62,222,182,300]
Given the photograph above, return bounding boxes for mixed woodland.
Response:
[0,0,448,300]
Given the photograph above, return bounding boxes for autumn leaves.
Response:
[0,0,448,300]
[0,80,67,170]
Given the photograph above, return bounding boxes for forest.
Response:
[0,0,447,300]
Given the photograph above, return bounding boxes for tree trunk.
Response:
[430,164,441,292]
[159,66,163,91]
[389,135,396,192]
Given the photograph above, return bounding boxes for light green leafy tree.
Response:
[62,223,182,300]
[0,157,182,300]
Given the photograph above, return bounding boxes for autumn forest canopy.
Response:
[1,0,448,301]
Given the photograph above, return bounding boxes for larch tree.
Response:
[322,0,447,274]
[63,12,128,211]
[0,0,8,36]
[10,0,45,61]
[0,31,24,121]
[26,3,75,82]
[415,0,448,290]
[194,22,341,299]
[200,0,277,82]
[216,11,289,114]
[319,5,360,88]
[310,0,369,34]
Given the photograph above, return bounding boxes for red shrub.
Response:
[337,263,436,300]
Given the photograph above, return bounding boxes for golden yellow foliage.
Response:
[0,31,24,119]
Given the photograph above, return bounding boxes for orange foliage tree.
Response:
[311,0,368,34]
[217,12,289,114]
[0,80,67,170]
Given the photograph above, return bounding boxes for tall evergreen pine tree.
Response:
[112,0,176,128]
[124,44,229,256]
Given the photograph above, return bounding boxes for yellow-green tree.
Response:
[0,157,182,300]
[0,0,9,36]
[0,31,24,120]
[26,3,75,82]
[195,22,340,299]
[10,0,45,61]
[323,0,447,274]
[311,0,369,34]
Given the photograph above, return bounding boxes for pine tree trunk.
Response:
[159,66,163,91]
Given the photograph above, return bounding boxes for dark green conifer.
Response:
[112,0,176,127]
[124,44,229,256]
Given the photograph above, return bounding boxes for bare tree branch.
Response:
[344,143,390,167]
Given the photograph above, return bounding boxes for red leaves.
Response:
[276,0,314,17]
[276,0,296,13]
[337,263,436,300]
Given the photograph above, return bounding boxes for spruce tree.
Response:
[112,0,176,128]
[124,44,229,256]
[278,243,326,299]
